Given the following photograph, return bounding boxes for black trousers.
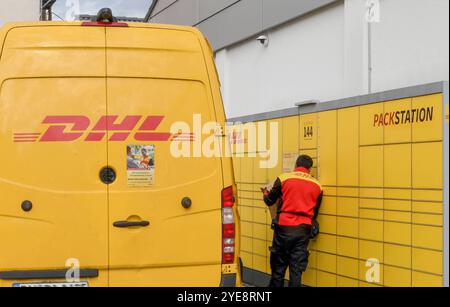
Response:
[269,224,311,287]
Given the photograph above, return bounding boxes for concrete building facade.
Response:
[148,0,449,119]
[0,0,40,27]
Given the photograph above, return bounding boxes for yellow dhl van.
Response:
[0,20,240,287]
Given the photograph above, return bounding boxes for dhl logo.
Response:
[13,115,174,143]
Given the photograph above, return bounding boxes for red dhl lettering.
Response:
[13,115,172,143]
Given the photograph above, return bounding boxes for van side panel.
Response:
[197,32,241,283]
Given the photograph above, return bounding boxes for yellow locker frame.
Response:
[229,81,449,287]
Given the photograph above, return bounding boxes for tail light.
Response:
[222,186,235,264]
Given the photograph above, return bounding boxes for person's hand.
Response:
[260,187,269,195]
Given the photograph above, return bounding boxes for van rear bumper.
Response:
[220,274,237,287]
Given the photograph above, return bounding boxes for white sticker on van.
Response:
[126,145,155,187]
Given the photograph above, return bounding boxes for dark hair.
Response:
[296,155,313,169]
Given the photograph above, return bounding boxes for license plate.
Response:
[13,282,89,288]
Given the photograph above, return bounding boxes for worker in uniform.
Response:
[261,155,323,287]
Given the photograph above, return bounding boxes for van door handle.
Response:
[113,221,150,228]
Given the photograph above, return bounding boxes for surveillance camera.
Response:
[256,35,269,47]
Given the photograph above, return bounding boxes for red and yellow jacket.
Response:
[264,167,323,227]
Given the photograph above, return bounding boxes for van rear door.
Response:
[0,25,109,287]
[105,26,223,286]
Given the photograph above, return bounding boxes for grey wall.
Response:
[0,0,40,27]
[149,0,338,50]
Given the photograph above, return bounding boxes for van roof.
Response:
[0,21,201,34]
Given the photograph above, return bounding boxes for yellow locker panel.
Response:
[384,210,412,223]
[359,198,383,210]
[412,224,442,250]
[337,237,358,258]
[241,236,252,254]
[253,198,266,209]
[318,110,337,186]
[230,124,246,156]
[308,250,318,269]
[299,113,317,149]
[412,248,443,275]
[239,206,252,222]
[337,256,359,279]
[266,228,274,243]
[241,251,253,269]
[318,214,337,235]
[360,188,383,199]
[384,244,412,269]
[267,119,283,182]
[282,116,299,152]
[233,156,242,183]
[239,191,253,202]
[385,188,411,201]
[241,221,253,238]
[252,223,266,241]
[360,281,382,287]
[252,207,266,224]
[337,276,359,287]
[384,266,412,287]
[412,94,443,142]
[302,269,317,287]
[412,201,442,214]
[384,98,412,144]
[360,219,383,241]
[317,271,337,287]
[412,142,443,189]
[412,271,442,287]
[360,146,383,187]
[252,239,267,257]
[337,107,359,186]
[324,187,337,196]
[360,102,384,146]
[412,213,442,226]
[337,197,359,218]
[337,187,359,198]
[238,122,256,158]
[360,208,383,220]
[252,254,267,273]
[253,156,268,185]
[384,144,411,188]
[412,189,442,202]
[317,252,337,274]
[337,217,359,238]
[232,91,445,287]
[384,199,411,212]
[320,196,337,215]
[360,240,384,263]
[240,156,254,184]
[315,234,337,254]
[384,222,412,245]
